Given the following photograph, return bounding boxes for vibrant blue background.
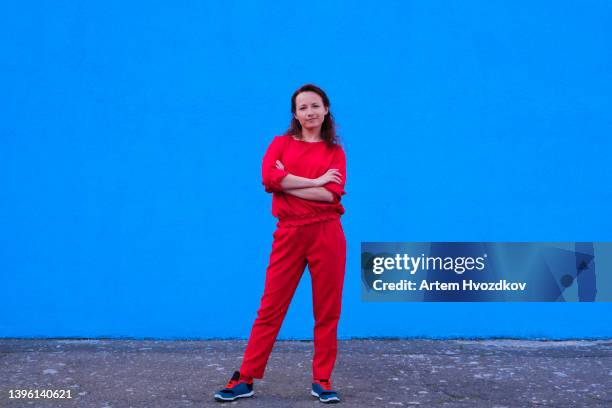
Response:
[2,1,611,339]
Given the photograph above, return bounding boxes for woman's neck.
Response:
[301,127,322,142]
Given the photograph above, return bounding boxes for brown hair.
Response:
[286,84,339,147]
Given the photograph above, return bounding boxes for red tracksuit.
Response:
[240,134,347,381]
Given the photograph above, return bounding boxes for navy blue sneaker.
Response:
[214,371,254,402]
[311,379,340,403]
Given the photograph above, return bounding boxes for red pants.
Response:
[240,219,346,380]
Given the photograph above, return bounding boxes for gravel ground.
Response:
[1,339,612,407]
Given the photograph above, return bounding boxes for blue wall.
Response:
[2,1,611,339]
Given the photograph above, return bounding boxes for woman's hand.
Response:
[314,169,342,187]
[276,160,285,170]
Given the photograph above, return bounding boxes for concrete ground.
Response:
[1,339,611,408]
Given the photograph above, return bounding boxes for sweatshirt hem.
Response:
[276,212,340,228]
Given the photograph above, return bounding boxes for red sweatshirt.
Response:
[262,134,346,227]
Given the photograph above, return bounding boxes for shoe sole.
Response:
[311,390,340,403]
[214,391,254,402]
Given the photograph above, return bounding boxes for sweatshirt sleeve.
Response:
[262,136,290,193]
[322,146,346,203]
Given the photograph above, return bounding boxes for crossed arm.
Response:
[275,160,342,203]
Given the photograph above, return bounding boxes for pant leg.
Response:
[305,220,347,380]
[240,226,307,379]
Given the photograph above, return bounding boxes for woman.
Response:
[214,84,347,404]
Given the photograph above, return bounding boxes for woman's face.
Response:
[294,91,329,131]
